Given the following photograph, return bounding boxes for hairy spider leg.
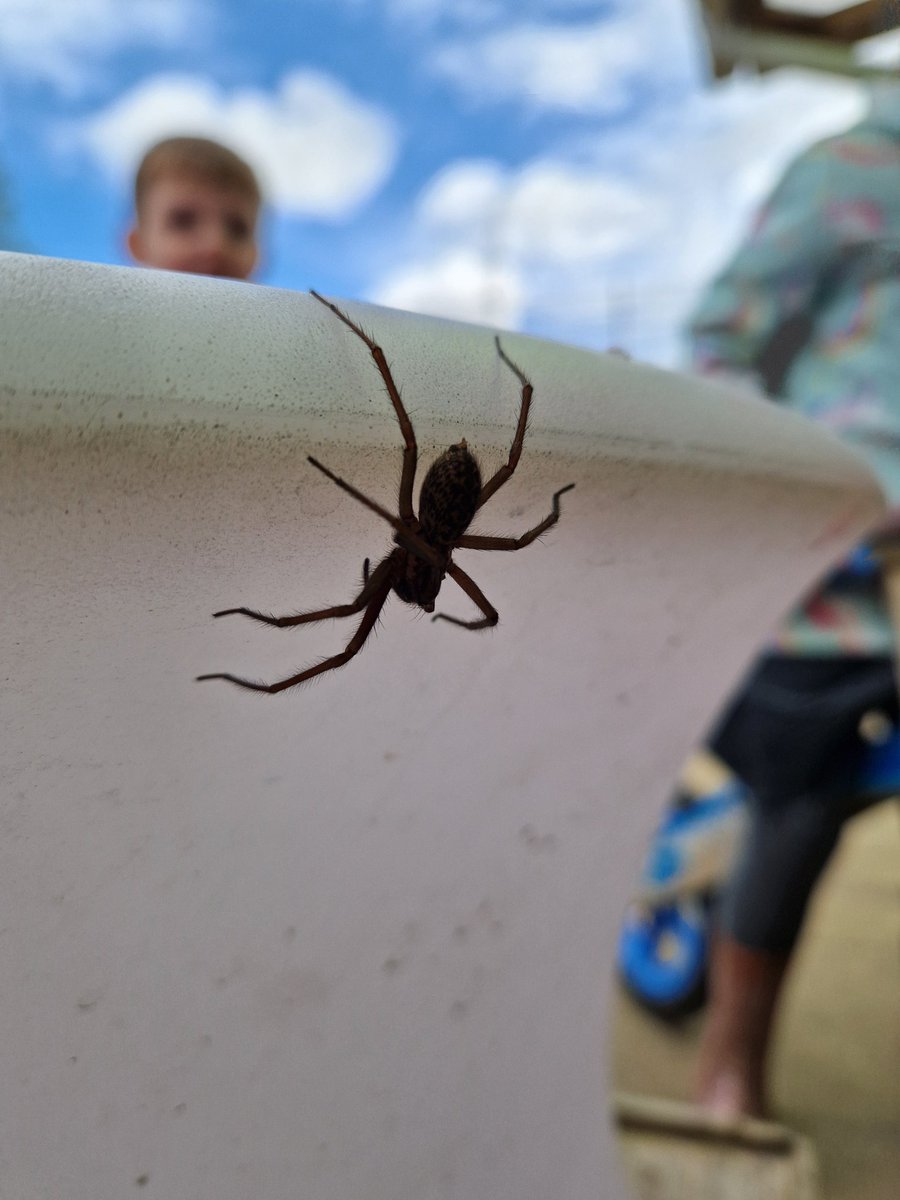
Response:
[307,456,443,569]
[476,337,533,510]
[431,562,499,631]
[196,566,394,693]
[310,290,418,521]
[455,483,576,552]
[432,484,575,626]
[202,550,395,630]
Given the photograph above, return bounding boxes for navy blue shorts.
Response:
[708,654,898,951]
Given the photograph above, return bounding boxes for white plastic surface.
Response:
[0,252,884,1199]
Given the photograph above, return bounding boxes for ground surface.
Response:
[611,801,900,1200]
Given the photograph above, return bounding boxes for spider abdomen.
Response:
[418,441,482,546]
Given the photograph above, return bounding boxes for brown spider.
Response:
[197,290,574,693]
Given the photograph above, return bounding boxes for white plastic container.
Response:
[0,253,883,1199]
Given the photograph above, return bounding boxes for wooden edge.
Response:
[610,1091,799,1153]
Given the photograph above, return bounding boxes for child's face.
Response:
[127,175,260,280]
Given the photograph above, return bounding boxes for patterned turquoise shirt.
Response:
[689,85,900,655]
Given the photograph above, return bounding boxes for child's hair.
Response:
[134,136,262,214]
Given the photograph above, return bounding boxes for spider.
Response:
[197,290,574,693]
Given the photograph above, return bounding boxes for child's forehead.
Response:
[144,171,259,209]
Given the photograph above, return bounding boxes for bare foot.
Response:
[696,1065,765,1120]
[694,937,790,1120]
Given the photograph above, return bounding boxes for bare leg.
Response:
[477,338,533,509]
[310,290,418,520]
[694,936,790,1119]
[197,574,392,693]
[456,483,575,551]
[431,562,498,630]
[207,554,393,628]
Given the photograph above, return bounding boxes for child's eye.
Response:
[226,215,251,241]
[167,207,198,231]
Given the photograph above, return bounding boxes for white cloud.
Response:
[665,70,869,279]
[75,71,400,220]
[417,159,664,261]
[431,22,638,114]
[415,160,507,228]
[428,2,702,114]
[0,0,208,95]
[374,249,526,328]
[370,69,868,362]
[371,158,665,332]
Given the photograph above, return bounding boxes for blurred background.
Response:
[2,0,899,364]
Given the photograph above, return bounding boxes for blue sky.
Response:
[0,0,874,362]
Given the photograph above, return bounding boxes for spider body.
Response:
[417,440,482,548]
[197,291,574,693]
[363,440,482,612]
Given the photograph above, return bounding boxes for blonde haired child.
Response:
[126,136,262,281]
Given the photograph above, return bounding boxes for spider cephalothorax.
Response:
[197,291,574,693]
